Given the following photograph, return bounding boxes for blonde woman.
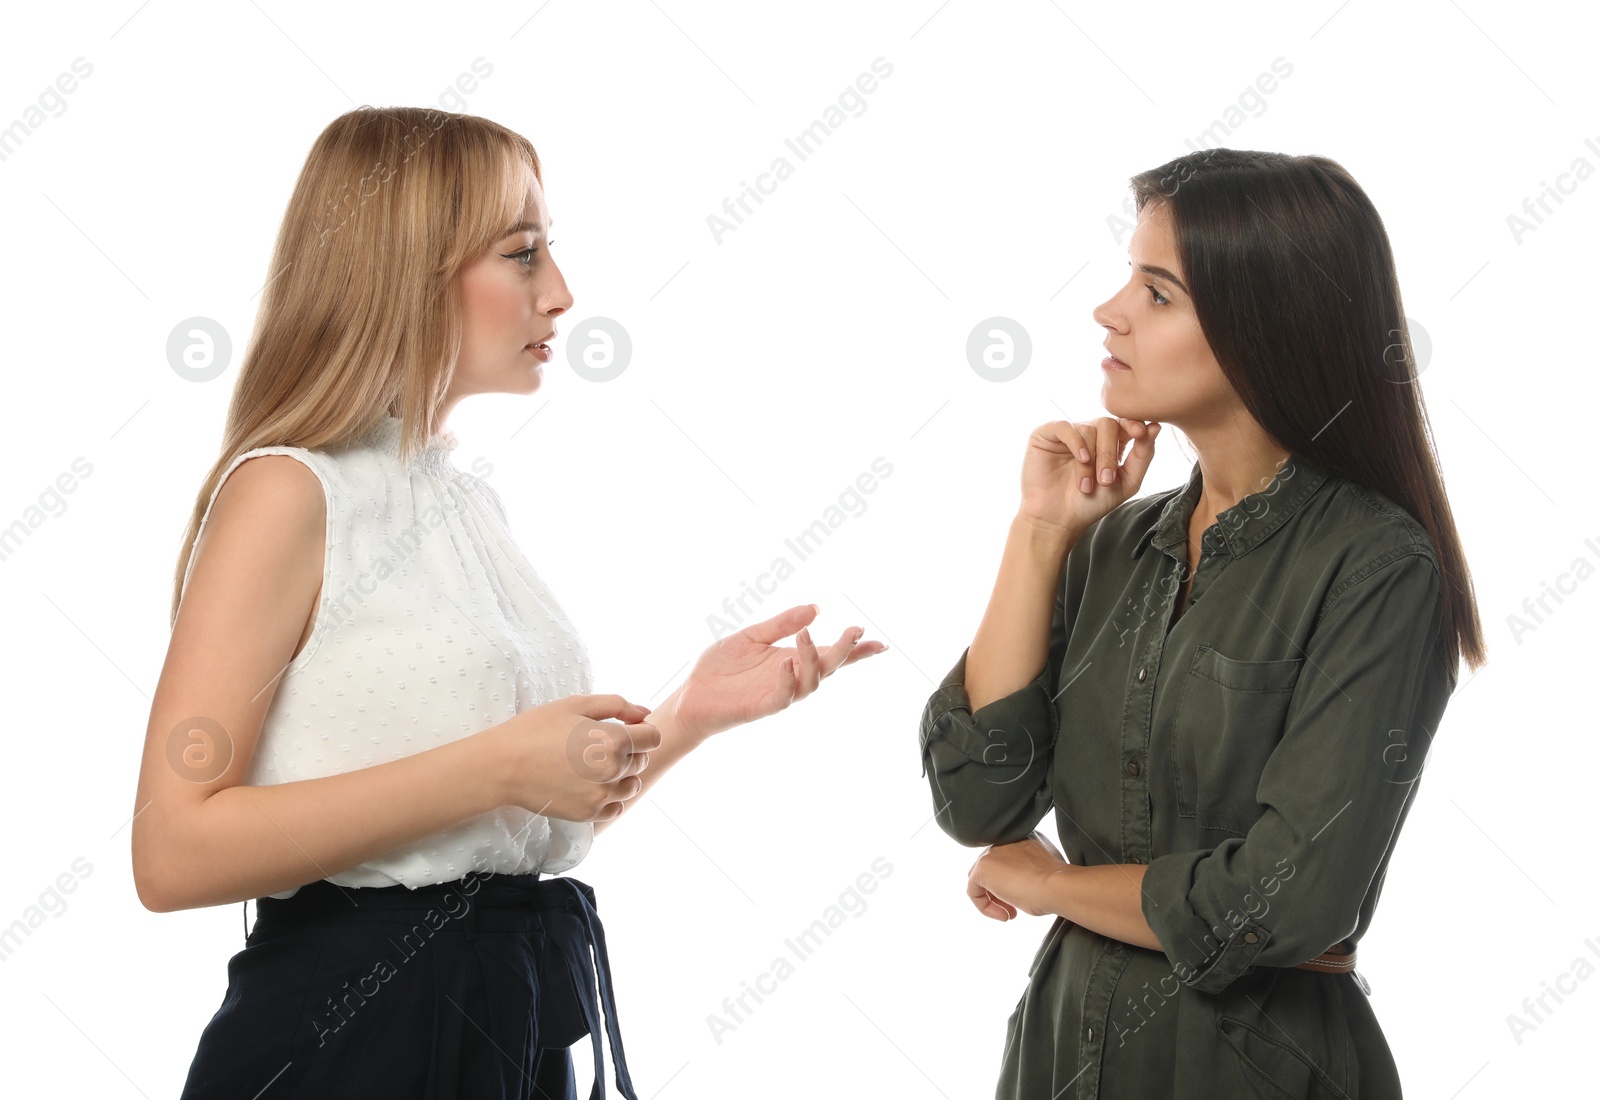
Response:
[133,106,884,1099]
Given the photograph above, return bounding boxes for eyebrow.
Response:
[1130,260,1188,296]
[501,219,552,238]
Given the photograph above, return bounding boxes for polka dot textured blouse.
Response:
[183,414,596,897]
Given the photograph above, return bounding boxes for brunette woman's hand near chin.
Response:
[1019,416,1162,538]
[963,416,1161,713]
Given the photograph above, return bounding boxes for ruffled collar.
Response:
[357,414,460,476]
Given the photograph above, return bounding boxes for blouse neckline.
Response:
[358,414,460,476]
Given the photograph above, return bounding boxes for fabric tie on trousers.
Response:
[254,872,638,1099]
[538,877,638,1100]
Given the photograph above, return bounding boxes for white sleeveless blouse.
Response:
[181,415,595,896]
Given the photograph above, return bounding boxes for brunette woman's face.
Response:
[1091,202,1239,430]
[452,175,572,401]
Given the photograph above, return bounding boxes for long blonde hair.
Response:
[169,106,542,625]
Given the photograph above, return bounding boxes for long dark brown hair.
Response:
[1129,148,1485,674]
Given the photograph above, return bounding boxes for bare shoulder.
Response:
[190,453,327,605]
[133,452,328,909]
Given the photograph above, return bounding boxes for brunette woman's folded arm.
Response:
[918,513,1079,847]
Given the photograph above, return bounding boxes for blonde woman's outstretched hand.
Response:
[673,604,886,740]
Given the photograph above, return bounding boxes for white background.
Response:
[1,1,1596,1096]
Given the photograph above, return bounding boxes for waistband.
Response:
[254,872,638,1099]
[257,871,572,921]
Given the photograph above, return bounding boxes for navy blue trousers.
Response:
[179,872,637,1099]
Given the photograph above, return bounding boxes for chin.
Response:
[1100,392,1139,420]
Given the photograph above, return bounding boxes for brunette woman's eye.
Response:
[1145,284,1169,306]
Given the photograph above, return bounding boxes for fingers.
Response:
[790,624,871,699]
[1122,420,1161,488]
[624,720,662,753]
[819,626,864,677]
[1095,417,1122,488]
[984,893,1018,920]
[1034,420,1090,464]
[837,640,886,668]
[593,773,645,821]
[1067,421,1098,493]
[739,603,820,646]
[1058,421,1093,467]
[576,693,654,724]
[793,627,823,696]
[570,719,658,784]
[1071,417,1159,495]
[966,868,1016,921]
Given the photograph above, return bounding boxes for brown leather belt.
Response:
[1293,939,1356,974]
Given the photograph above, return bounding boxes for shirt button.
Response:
[1244,932,1259,944]
[1137,667,1147,682]
[1087,1026,1094,1042]
[1126,759,1140,776]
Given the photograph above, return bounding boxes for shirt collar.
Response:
[1132,453,1330,561]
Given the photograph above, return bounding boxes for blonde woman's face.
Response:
[452,175,572,402]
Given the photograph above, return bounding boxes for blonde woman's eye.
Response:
[507,247,537,264]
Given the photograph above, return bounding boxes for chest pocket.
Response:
[1172,645,1305,834]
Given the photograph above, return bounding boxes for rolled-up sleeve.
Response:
[918,583,1070,847]
[1139,549,1453,995]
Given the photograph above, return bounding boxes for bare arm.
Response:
[968,837,1161,951]
[133,455,516,912]
[1039,864,1161,951]
[963,513,1081,712]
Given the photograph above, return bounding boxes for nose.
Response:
[1092,289,1126,332]
[543,258,575,316]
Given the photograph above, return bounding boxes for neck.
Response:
[1184,422,1292,526]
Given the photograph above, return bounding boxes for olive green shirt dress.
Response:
[919,455,1457,1099]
